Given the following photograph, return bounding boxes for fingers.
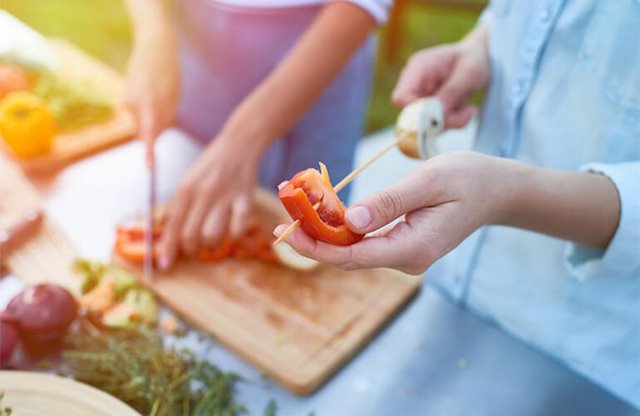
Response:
[180,188,214,255]
[391,46,456,108]
[391,69,423,108]
[392,56,434,108]
[157,181,193,270]
[435,60,479,127]
[392,44,484,129]
[445,104,476,129]
[201,205,229,247]
[229,193,252,239]
[273,222,424,274]
[345,168,440,234]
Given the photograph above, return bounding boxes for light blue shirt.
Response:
[428,0,640,408]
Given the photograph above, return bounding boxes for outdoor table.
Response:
[0,127,635,415]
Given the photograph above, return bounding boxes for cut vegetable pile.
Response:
[73,259,159,329]
[115,221,277,266]
[0,61,114,159]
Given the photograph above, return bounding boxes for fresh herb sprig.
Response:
[60,327,246,416]
[0,393,12,416]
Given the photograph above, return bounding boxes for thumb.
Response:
[345,177,433,234]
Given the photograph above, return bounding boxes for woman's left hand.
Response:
[276,149,622,274]
[274,152,518,274]
[157,135,260,270]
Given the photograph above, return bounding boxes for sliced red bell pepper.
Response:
[114,222,276,265]
[197,237,236,263]
[278,163,363,246]
[234,224,277,263]
[114,233,159,264]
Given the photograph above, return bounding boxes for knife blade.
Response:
[144,152,156,283]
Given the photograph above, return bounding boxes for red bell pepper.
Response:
[278,163,363,246]
[114,222,276,265]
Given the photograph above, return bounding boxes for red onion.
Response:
[7,284,77,347]
[0,311,19,367]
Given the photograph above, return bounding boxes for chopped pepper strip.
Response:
[279,163,363,246]
[114,222,275,265]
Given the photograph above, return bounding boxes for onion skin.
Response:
[7,284,78,347]
[0,312,19,367]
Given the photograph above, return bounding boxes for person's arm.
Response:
[157,2,377,269]
[499,161,620,249]
[219,1,377,158]
[275,152,624,275]
[124,0,179,166]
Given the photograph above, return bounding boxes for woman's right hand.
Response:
[392,26,491,128]
[124,11,180,166]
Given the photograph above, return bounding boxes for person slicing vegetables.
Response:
[124,0,390,270]
[275,1,640,408]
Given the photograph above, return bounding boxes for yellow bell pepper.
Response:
[0,91,56,158]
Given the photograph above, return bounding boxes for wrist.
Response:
[459,25,489,52]
[487,157,534,226]
[218,113,273,161]
[215,124,266,166]
[134,24,174,51]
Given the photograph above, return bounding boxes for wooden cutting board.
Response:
[3,38,136,175]
[114,190,421,394]
[0,154,79,295]
[0,147,421,394]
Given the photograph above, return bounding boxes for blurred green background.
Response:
[0,0,484,132]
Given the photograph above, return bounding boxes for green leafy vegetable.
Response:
[73,258,107,294]
[31,71,113,132]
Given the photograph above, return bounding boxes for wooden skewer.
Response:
[273,132,411,246]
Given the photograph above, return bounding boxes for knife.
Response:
[144,148,156,283]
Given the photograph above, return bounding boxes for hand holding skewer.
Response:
[273,97,444,246]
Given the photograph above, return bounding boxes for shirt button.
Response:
[512,80,525,95]
[540,9,551,21]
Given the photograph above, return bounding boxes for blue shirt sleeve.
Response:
[564,161,640,281]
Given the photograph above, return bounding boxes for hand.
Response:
[274,152,517,274]
[392,27,490,128]
[124,26,179,166]
[157,136,260,270]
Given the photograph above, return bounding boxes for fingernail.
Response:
[273,224,288,237]
[346,206,372,231]
[158,254,171,270]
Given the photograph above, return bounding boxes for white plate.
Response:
[0,371,140,416]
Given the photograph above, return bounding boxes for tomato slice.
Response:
[278,163,363,246]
